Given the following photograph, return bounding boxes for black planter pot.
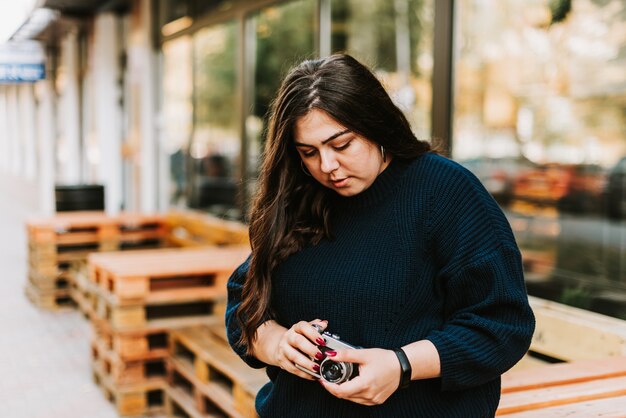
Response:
[55,184,105,212]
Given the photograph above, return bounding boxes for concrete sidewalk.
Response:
[0,176,119,418]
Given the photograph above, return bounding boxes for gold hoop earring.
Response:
[380,145,386,163]
[301,160,312,176]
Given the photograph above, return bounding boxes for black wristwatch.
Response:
[393,348,412,389]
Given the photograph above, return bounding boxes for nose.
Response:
[319,150,340,173]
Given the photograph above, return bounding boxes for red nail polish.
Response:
[326,350,337,357]
[315,352,325,360]
[313,364,320,372]
[315,338,326,346]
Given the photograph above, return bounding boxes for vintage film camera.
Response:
[295,325,360,384]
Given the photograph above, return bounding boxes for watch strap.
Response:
[393,348,412,389]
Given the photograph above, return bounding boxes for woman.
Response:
[226,54,535,417]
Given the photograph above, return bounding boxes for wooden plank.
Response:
[502,356,626,393]
[497,375,626,415]
[501,395,626,417]
[529,295,626,361]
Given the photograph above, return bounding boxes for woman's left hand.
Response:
[318,348,402,405]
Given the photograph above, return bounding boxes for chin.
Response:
[333,187,362,197]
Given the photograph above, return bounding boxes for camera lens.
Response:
[320,359,352,384]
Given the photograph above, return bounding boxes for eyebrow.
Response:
[294,128,351,147]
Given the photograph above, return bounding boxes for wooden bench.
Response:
[498,356,626,416]
[499,297,626,416]
[524,296,626,364]
[165,210,249,247]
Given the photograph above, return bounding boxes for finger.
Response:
[283,346,321,378]
[287,330,324,359]
[325,348,367,364]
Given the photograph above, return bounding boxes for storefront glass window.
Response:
[162,36,192,207]
[189,21,240,219]
[331,0,434,140]
[245,0,316,206]
[453,0,626,318]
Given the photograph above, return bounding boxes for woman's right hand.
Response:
[272,319,329,380]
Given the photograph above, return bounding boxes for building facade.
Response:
[1,0,625,319]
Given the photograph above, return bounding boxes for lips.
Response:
[330,177,349,187]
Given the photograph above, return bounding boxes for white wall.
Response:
[57,29,81,184]
[93,13,123,214]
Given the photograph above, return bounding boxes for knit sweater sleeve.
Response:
[225,255,268,369]
[423,159,535,391]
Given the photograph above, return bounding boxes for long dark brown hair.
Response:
[237,54,431,353]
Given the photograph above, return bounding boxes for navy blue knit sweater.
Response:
[226,153,535,418]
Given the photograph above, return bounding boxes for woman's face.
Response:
[294,108,391,197]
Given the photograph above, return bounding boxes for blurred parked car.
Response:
[606,157,626,220]
[460,157,534,206]
[512,164,568,207]
[556,164,606,214]
[513,163,606,214]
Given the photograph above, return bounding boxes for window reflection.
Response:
[190,22,240,219]
[245,1,316,195]
[162,36,192,206]
[331,0,434,140]
[454,0,626,318]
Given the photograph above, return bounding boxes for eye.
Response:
[333,141,352,151]
[301,149,317,158]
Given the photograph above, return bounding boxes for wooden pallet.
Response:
[92,360,167,417]
[87,246,250,305]
[69,261,98,319]
[165,210,249,248]
[27,211,168,244]
[94,325,171,362]
[166,381,233,418]
[26,212,168,270]
[24,282,74,310]
[92,294,221,333]
[167,325,268,418]
[91,337,167,386]
[498,356,626,416]
[93,315,223,363]
[28,269,72,291]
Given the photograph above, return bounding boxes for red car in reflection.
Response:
[513,163,606,214]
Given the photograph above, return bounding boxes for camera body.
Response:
[296,330,360,384]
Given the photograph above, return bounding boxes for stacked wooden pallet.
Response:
[86,246,250,416]
[26,211,168,310]
[166,322,268,418]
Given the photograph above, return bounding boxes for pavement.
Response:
[0,176,119,418]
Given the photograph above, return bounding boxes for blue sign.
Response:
[0,41,46,84]
[0,63,45,82]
